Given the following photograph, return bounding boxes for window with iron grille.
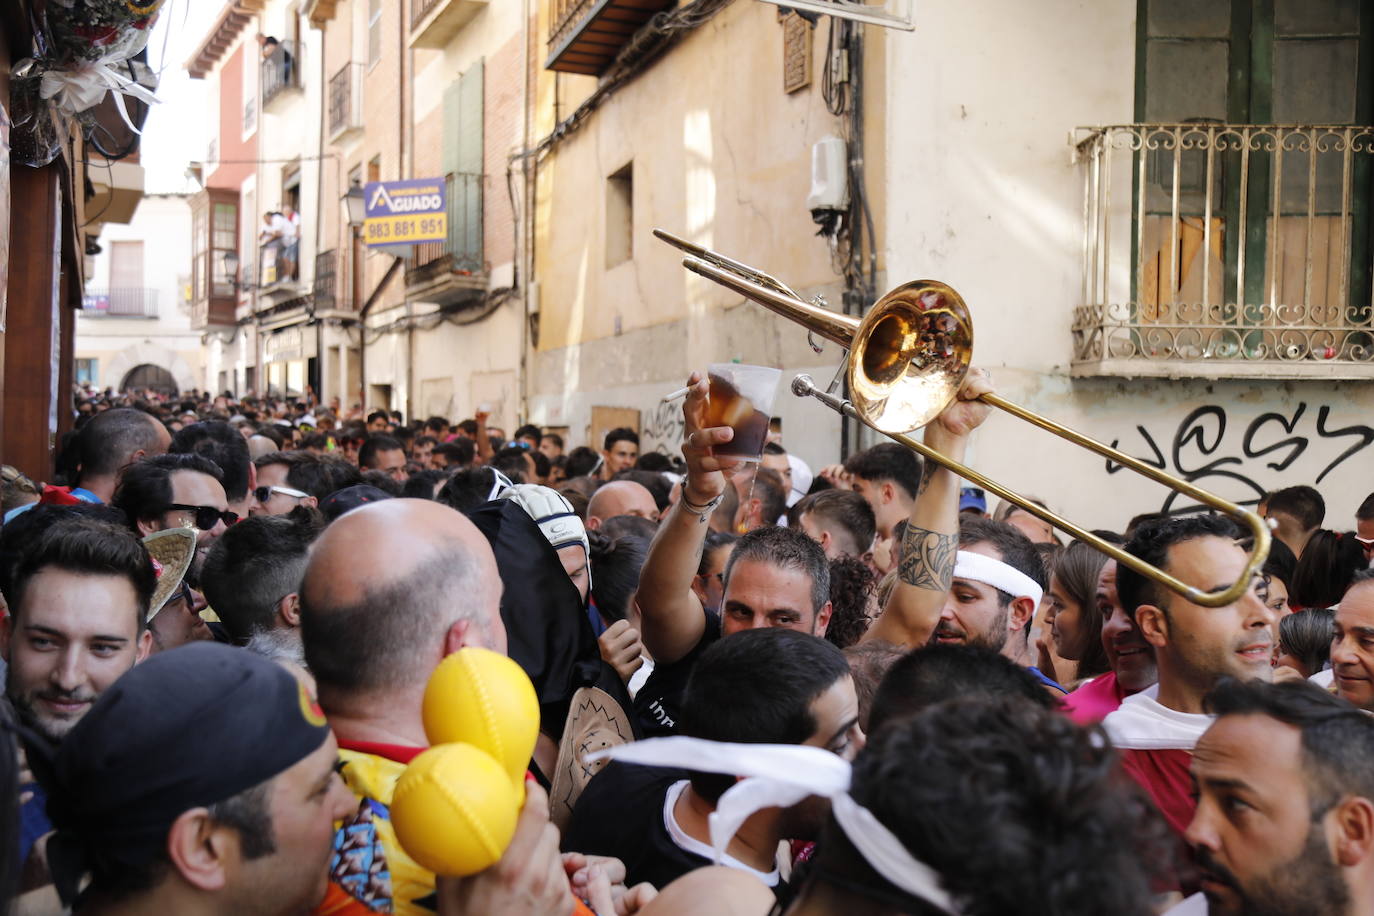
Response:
[1073,0,1374,371]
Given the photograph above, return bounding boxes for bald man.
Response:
[587,480,659,531]
[300,499,579,914]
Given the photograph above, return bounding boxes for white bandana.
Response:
[589,738,959,914]
[953,550,1043,606]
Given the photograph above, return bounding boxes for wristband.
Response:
[680,489,724,523]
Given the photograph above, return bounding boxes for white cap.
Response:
[499,484,589,559]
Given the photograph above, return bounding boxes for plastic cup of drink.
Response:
[705,363,782,462]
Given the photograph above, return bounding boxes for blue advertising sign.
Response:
[362,178,448,248]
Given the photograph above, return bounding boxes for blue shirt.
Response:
[1027,665,1067,694]
[20,781,51,864]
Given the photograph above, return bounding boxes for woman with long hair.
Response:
[1043,539,1113,686]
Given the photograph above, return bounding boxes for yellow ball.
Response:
[391,743,521,876]
[422,647,540,786]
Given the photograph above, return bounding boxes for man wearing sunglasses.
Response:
[251,451,333,516]
[113,454,236,584]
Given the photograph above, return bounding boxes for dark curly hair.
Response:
[825,555,877,649]
[809,695,1168,915]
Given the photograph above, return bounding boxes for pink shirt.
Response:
[1062,671,1131,725]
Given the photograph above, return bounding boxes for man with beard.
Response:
[924,516,1056,689]
[39,643,356,915]
[1172,678,1374,916]
[1104,514,1277,840]
[112,454,235,586]
[0,514,154,863]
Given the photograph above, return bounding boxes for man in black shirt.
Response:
[633,372,834,736]
[565,628,861,890]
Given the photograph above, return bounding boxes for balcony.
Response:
[262,39,302,108]
[1072,124,1374,379]
[411,0,488,49]
[81,288,159,318]
[328,63,364,143]
[405,172,486,305]
[546,0,675,75]
[258,240,301,297]
[313,248,345,312]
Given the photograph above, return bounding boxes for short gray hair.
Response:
[301,541,490,694]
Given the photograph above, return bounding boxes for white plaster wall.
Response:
[882,0,1374,529]
[77,194,204,391]
[257,0,326,292]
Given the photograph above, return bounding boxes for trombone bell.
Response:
[850,281,973,433]
[656,229,1272,609]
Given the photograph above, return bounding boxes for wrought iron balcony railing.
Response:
[314,248,341,311]
[262,39,301,106]
[82,288,159,318]
[1072,124,1374,376]
[409,172,484,276]
[328,63,364,141]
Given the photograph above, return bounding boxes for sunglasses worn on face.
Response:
[164,504,238,530]
[254,485,309,503]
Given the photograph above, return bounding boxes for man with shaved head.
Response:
[73,408,172,503]
[587,479,659,531]
[299,499,583,914]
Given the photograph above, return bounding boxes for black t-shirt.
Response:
[562,761,706,891]
[564,759,782,895]
[632,609,722,737]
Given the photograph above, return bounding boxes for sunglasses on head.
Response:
[253,484,309,504]
[164,504,239,530]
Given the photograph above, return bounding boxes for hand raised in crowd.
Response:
[680,370,746,502]
[598,618,645,683]
[436,781,574,916]
[817,463,851,489]
[929,365,993,442]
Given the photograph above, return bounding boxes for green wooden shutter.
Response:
[442,61,484,270]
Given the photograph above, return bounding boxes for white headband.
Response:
[953,551,1043,606]
[589,738,958,914]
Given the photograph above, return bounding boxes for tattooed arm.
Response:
[864,368,993,648]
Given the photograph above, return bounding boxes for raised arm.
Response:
[634,372,744,664]
[864,368,993,648]
[474,408,495,464]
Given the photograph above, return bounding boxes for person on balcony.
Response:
[281,205,301,281]
[260,35,294,85]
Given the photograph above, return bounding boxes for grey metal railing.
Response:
[1073,124,1374,368]
[328,63,364,139]
[262,40,300,105]
[82,288,159,318]
[410,172,484,275]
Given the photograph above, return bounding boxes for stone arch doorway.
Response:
[120,364,179,397]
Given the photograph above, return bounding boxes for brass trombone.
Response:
[654,229,1271,608]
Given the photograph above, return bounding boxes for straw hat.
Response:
[142,527,196,622]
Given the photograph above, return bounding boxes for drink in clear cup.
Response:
[704,363,781,462]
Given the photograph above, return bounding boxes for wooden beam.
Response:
[4,165,64,481]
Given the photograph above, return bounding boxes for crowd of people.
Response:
[3,371,1374,915]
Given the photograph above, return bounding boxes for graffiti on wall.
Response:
[641,399,687,456]
[1106,403,1374,512]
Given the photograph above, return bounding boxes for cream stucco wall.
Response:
[528,0,875,461]
[77,194,205,394]
[882,0,1374,529]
